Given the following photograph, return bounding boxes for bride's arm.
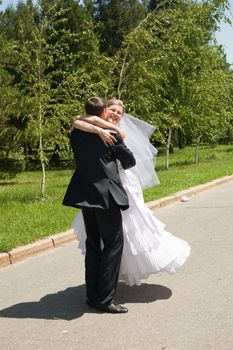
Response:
[73,115,126,139]
[72,116,118,147]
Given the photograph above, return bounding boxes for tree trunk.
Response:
[117,7,160,99]
[178,128,184,149]
[36,35,46,201]
[195,135,202,164]
[117,50,127,99]
[39,99,46,200]
[165,128,172,170]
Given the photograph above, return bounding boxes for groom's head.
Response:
[85,97,107,119]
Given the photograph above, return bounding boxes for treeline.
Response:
[0,0,233,186]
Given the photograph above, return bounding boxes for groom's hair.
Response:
[85,97,106,116]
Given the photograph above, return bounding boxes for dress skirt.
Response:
[73,168,190,286]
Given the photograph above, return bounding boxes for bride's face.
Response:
[106,104,123,124]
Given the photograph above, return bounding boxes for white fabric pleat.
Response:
[72,169,190,286]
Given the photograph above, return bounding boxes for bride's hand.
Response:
[98,129,117,147]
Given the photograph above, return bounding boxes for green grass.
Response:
[1,144,233,252]
[0,170,77,252]
[144,144,233,201]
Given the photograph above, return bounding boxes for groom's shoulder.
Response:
[70,128,84,137]
[70,129,103,149]
[70,129,97,139]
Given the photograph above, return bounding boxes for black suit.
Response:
[63,130,135,210]
[63,129,136,305]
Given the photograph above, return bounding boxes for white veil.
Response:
[119,113,159,189]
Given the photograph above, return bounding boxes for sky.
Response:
[0,0,233,65]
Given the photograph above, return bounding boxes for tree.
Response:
[148,0,179,11]
[93,0,146,55]
[0,30,25,178]
[0,67,24,178]
[115,0,233,167]
[15,2,57,198]
[185,55,233,162]
[0,0,115,186]
[48,0,115,157]
[1,0,232,179]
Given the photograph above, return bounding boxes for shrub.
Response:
[0,157,25,179]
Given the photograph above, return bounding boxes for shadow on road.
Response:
[117,282,172,304]
[0,283,172,320]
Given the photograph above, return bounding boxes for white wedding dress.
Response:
[72,113,190,286]
[73,165,190,286]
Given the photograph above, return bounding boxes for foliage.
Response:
[114,0,233,163]
[0,0,114,190]
[0,0,232,177]
[91,0,146,55]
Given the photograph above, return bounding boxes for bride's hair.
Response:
[106,98,124,112]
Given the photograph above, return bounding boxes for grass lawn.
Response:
[1,144,233,252]
[0,170,77,252]
[144,144,233,201]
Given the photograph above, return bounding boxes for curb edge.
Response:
[1,174,233,268]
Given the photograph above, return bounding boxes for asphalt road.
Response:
[1,181,233,350]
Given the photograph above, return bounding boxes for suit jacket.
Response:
[62,129,136,210]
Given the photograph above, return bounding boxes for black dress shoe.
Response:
[94,302,128,314]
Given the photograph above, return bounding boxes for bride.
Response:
[72,98,191,286]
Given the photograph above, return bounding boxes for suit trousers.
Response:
[81,196,124,305]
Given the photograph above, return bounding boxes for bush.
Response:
[0,157,25,179]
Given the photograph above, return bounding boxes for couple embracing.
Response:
[63,97,190,314]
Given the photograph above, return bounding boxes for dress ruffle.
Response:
[73,168,190,286]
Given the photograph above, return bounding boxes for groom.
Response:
[63,97,136,313]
